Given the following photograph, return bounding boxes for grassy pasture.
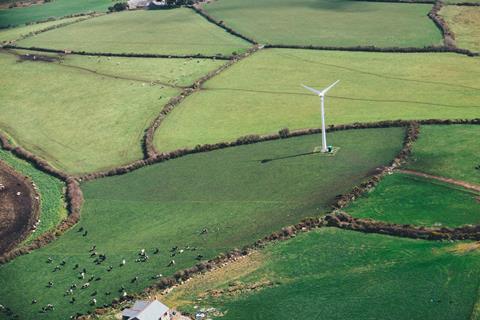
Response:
[0,50,224,174]
[0,15,86,43]
[0,128,404,319]
[17,9,252,56]
[154,49,480,151]
[345,173,480,227]
[0,0,110,28]
[0,148,66,242]
[161,228,480,320]
[406,125,480,185]
[202,0,442,47]
[440,5,480,52]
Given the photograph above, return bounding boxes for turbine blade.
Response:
[301,84,322,95]
[320,80,340,95]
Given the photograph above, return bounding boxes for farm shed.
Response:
[122,300,172,320]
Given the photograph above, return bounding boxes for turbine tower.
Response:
[301,80,340,153]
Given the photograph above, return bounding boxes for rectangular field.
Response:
[0,50,224,174]
[154,49,480,151]
[440,5,480,52]
[202,0,442,47]
[16,9,252,56]
[0,128,404,319]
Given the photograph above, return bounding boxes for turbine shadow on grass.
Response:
[260,151,317,164]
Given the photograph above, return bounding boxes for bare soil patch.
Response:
[0,160,38,255]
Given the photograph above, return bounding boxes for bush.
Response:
[108,2,128,12]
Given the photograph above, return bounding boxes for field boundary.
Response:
[0,136,83,264]
[0,13,102,45]
[0,45,235,60]
[397,169,480,192]
[189,5,258,45]
[429,0,457,47]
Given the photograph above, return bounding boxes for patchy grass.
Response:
[159,228,480,320]
[17,9,252,56]
[406,125,480,185]
[0,50,224,174]
[345,173,480,227]
[440,5,480,52]
[0,128,404,320]
[0,148,66,242]
[0,15,87,43]
[154,49,480,151]
[0,0,110,28]
[202,0,442,47]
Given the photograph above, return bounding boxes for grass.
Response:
[345,173,480,227]
[160,228,480,320]
[406,125,480,185]
[0,50,224,174]
[17,9,252,56]
[0,127,404,320]
[0,0,110,28]
[154,49,480,151]
[0,148,66,242]
[0,15,87,43]
[202,0,442,47]
[440,5,480,52]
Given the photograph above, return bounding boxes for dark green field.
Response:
[164,228,480,320]
[0,128,404,319]
[406,125,480,184]
[346,173,480,227]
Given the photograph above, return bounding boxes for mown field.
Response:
[160,228,480,320]
[0,15,87,43]
[406,125,480,184]
[0,128,404,319]
[440,5,480,52]
[0,148,65,242]
[16,9,252,56]
[202,0,441,47]
[154,49,480,151]
[0,50,225,174]
[346,173,480,227]
[0,0,110,28]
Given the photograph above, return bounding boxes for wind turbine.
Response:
[301,80,340,153]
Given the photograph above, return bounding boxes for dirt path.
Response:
[0,161,39,255]
[397,169,480,193]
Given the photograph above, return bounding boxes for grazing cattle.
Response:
[107,265,113,272]
[31,299,37,304]
[91,298,97,305]
[121,259,126,266]
[153,248,159,254]
[81,282,90,289]
[131,276,138,283]
[168,260,175,266]
[47,281,53,288]
[46,257,53,264]
[83,230,88,237]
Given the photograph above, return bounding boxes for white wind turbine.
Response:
[301,80,340,153]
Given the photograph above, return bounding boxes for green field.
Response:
[406,125,480,185]
[16,9,252,56]
[0,128,404,319]
[0,15,88,43]
[0,50,224,174]
[154,49,480,151]
[440,5,480,52]
[0,0,110,28]
[345,173,480,227]
[0,148,65,242]
[162,228,480,320]
[202,0,442,47]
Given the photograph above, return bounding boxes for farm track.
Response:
[397,169,480,192]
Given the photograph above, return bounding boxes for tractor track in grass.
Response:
[397,169,480,192]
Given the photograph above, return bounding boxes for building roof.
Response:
[122,300,170,320]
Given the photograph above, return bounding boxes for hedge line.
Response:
[0,133,83,265]
[428,0,456,47]
[454,2,480,6]
[142,45,262,158]
[264,44,479,56]
[1,14,99,45]
[80,118,480,182]
[189,5,258,45]
[1,45,234,60]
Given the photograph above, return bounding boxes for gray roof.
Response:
[122,300,170,320]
